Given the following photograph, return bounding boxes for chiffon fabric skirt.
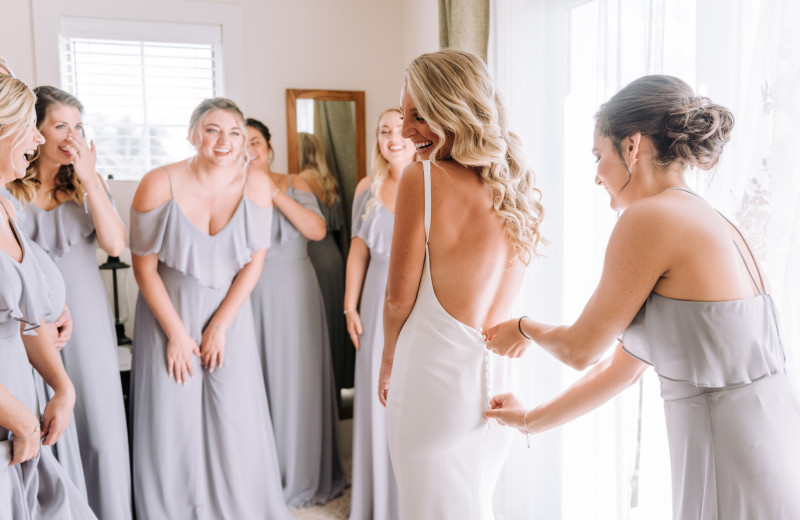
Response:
[0,322,96,520]
[308,232,353,394]
[251,246,346,507]
[349,258,399,520]
[132,264,291,520]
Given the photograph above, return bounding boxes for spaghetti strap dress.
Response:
[250,182,346,507]
[621,190,800,519]
[23,191,131,519]
[0,198,97,520]
[129,169,292,520]
[308,195,353,393]
[385,161,516,520]
[1,188,87,498]
[348,187,400,520]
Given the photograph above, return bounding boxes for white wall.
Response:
[2,0,437,341]
[1,0,437,174]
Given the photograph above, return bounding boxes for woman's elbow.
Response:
[101,240,126,258]
[384,293,413,318]
[564,350,603,372]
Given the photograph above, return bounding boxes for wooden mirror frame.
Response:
[285,88,366,181]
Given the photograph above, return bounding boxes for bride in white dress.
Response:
[379,50,546,520]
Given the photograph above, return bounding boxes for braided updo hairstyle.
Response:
[595,75,734,171]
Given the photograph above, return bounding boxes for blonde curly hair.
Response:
[298,132,339,206]
[404,49,545,264]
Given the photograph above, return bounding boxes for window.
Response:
[59,18,222,180]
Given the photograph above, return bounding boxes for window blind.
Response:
[59,21,221,180]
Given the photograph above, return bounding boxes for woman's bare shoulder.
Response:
[132,162,181,212]
[354,175,374,198]
[245,168,273,207]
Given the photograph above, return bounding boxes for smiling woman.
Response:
[128,98,293,519]
[5,85,131,520]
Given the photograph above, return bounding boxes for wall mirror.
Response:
[286,88,366,259]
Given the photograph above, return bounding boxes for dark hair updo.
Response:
[245,118,274,163]
[595,75,734,171]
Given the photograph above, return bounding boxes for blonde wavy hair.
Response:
[0,75,37,179]
[0,56,14,76]
[364,107,401,219]
[405,49,545,264]
[188,97,249,171]
[298,131,339,206]
[8,86,86,204]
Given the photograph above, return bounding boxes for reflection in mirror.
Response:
[286,89,365,260]
[287,89,365,416]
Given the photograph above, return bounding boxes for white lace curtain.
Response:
[488,1,800,519]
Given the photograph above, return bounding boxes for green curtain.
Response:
[438,0,491,62]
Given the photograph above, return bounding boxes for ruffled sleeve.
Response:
[350,189,371,239]
[350,188,393,259]
[622,293,785,387]
[130,197,270,290]
[130,200,171,257]
[24,201,95,258]
[0,252,56,335]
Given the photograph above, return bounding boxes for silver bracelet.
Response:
[271,187,280,199]
[210,321,225,331]
[523,410,531,448]
[16,423,40,441]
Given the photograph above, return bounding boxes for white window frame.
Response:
[30,0,245,102]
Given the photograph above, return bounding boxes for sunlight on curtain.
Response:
[489,0,798,519]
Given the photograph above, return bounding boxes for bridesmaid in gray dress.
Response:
[345,108,415,520]
[6,85,131,519]
[2,186,87,498]
[246,119,347,507]
[486,75,800,518]
[131,99,291,519]
[0,73,95,519]
[297,131,353,394]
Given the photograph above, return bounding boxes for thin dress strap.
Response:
[666,187,765,294]
[160,166,175,198]
[422,160,431,243]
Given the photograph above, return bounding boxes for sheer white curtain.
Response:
[489,0,800,519]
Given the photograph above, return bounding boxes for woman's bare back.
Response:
[426,161,524,331]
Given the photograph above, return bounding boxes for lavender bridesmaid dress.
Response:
[622,190,800,519]
[2,188,87,497]
[307,195,353,393]
[250,182,346,508]
[24,194,131,519]
[348,187,400,520]
[0,198,96,520]
[129,170,292,519]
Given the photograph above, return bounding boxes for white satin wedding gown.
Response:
[386,160,516,520]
